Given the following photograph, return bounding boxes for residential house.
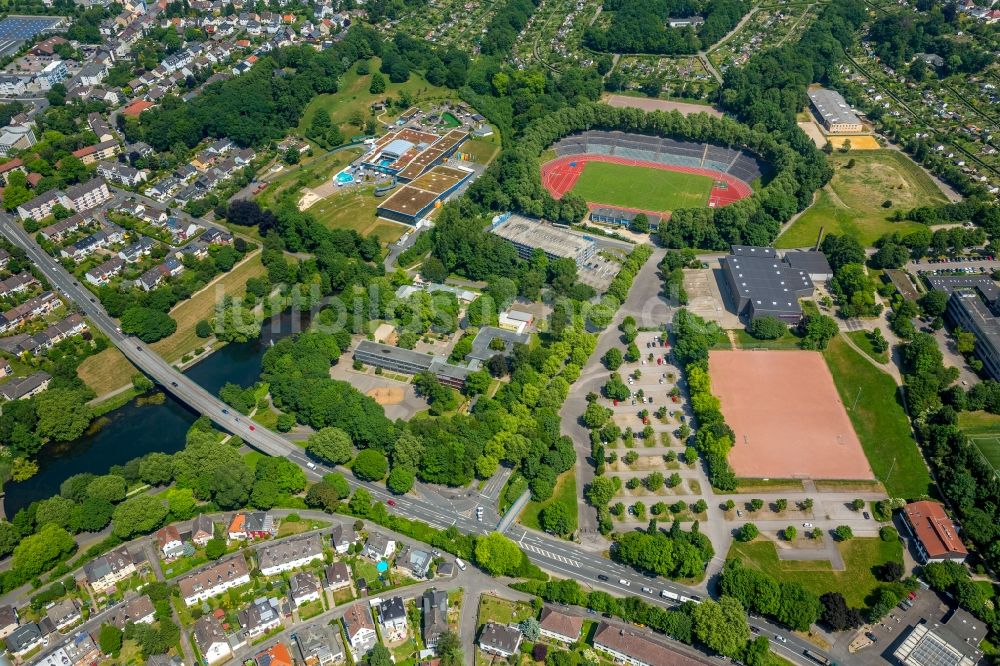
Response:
[193,615,232,664]
[118,237,156,263]
[341,602,377,658]
[106,595,156,629]
[289,572,322,607]
[178,555,251,606]
[0,292,60,333]
[0,605,18,639]
[5,623,42,656]
[136,265,165,291]
[0,75,28,97]
[82,545,137,594]
[257,534,324,576]
[16,189,72,221]
[191,514,215,546]
[0,359,10,378]
[40,213,90,243]
[0,272,38,298]
[85,256,125,285]
[294,623,344,666]
[228,512,277,541]
[97,160,147,186]
[156,524,185,560]
[200,228,233,245]
[406,549,431,579]
[362,533,395,561]
[421,589,449,650]
[253,641,293,666]
[539,606,583,644]
[62,632,101,666]
[88,112,114,142]
[593,621,701,666]
[0,158,26,185]
[478,623,522,658]
[379,596,407,641]
[330,524,356,555]
[45,598,81,633]
[238,597,282,638]
[0,371,50,400]
[72,139,120,166]
[323,562,351,592]
[64,177,113,211]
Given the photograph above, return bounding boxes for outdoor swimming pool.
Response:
[335,171,355,185]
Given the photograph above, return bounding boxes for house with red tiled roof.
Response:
[902,501,968,564]
[122,100,154,117]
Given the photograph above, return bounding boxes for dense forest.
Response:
[583,0,749,55]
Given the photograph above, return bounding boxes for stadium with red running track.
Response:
[541,130,766,223]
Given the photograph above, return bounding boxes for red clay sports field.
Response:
[541,154,753,218]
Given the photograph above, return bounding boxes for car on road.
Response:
[641,587,653,594]
[618,579,630,586]
[306,462,316,470]
[222,408,229,414]
[387,499,396,507]
[863,511,870,519]
[597,574,609,581]
[136,346,142,351]
[249,425,255,431]
[171,381,178,387]
[476,506,484,520]
[803,522,813,528]
[774,635,787,643]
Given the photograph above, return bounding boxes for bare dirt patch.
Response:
[367,386,404,405]
[603,94,723,117]
[709,350,874,480]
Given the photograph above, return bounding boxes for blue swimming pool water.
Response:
[335,171,355,184]
[379,159,393,167]
[376,560,389,573]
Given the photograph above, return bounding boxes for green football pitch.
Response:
[570,161,714,212]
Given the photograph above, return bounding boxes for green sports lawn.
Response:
[570,161,713,212]
[957,411,1000,474]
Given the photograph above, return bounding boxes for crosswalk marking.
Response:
[522,543,582,568]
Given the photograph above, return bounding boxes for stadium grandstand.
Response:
[552,130,765,185]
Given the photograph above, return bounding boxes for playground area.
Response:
[709,350,875,481]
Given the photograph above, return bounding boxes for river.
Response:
[3,308,311,516]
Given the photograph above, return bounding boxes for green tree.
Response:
[195,319,213,338]
[205,537,227,560]
[834,525,854,541]
[736,523,758,542]
[539,503,573,536]
[353,449,388,481]
[165,487,197,520]
[132,373,155,393]
[35,389,93,442]
[121,307,177,342]
[35,496,77,530]
[435,631,463,666]
[390,432,424,471]
[784,525,797,541]
[112,495,169,539]
[628,212,650,234]
[747,316,786,340]
[800,314,839,350]
[602,347,623,370]
[254,456,307,494]
[99,624,124,656]
[86,475,127,503]
[474,533,523,576]
[307,427,354,465]
[369,72,386,94]
[386,466,415,494]
[139,453,174,486]
[12,523,75,578]
[692,597,750,658]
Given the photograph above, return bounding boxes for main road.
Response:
[0,217,822,665]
